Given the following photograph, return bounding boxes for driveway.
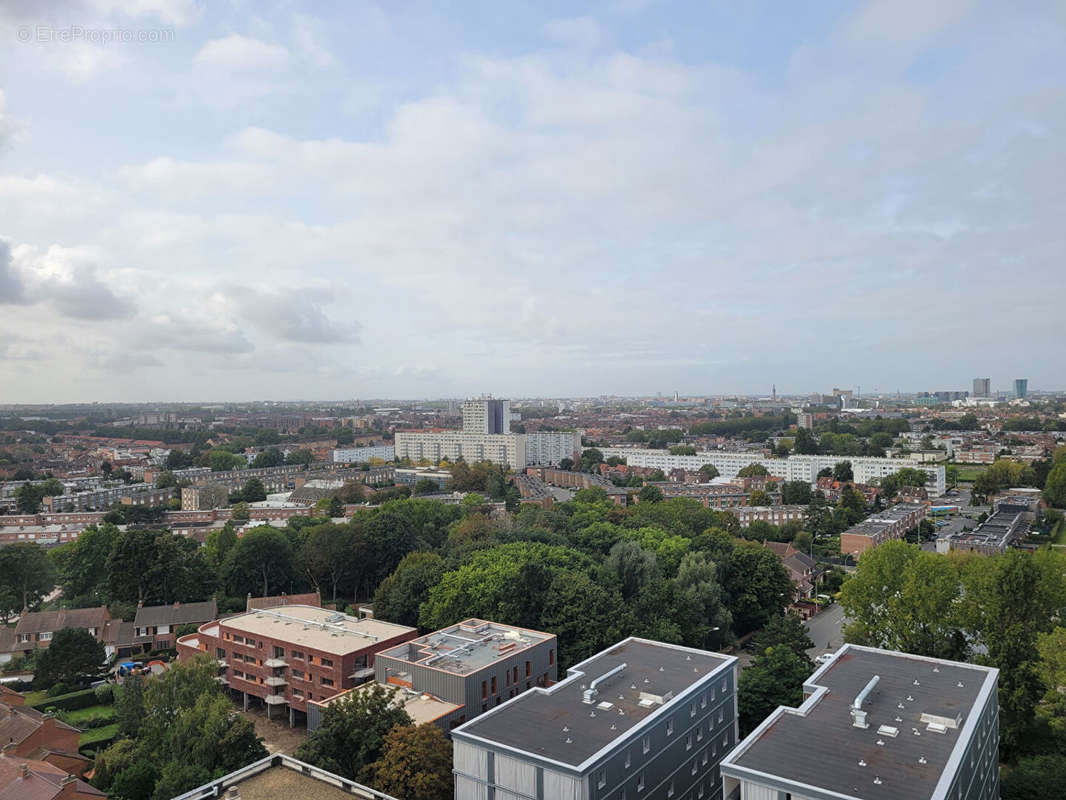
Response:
[805,604,845,659]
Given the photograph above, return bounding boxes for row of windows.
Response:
[600,725,733,796]
[221,634,333,667]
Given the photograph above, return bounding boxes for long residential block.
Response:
[453,638,739,800]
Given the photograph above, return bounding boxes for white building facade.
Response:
[332,445,395,463]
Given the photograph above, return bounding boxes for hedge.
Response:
[30,687,99,712]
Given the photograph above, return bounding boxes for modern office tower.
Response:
[462,397,511,434]
[1014,378,1028,399]
[453,637,739,800]
[972,378,991,398]
[720,643,999,800]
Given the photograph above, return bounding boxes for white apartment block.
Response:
[600,449,946,497]
[395,431,527,470]
[462,397,511,434]
[332,445,396,463]
[524,431,581,467]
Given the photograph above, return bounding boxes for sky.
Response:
[0,0,1063,403]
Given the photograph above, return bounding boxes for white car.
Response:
[815,653,835,664]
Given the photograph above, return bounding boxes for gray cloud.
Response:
[42,270,136,320]
[231,287,360,344]
[0,240,28,304]
[137,316,255,355]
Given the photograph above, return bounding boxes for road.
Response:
[805,604,845,659]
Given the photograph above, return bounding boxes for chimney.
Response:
[850,675,880,729]
[18,763,28,778]
[173,600,181,608]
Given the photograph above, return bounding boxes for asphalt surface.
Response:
[805,604,845,659]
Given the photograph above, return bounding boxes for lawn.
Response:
[21,690,50,706]
[953,465,987,482]
[79,722,120,747]
[1051,520,1066,546]
[59,703,116,725]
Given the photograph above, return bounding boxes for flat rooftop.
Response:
[454,638,734,770]
[723,644,997,800]
[313,683,461,725]
[378,619,553,676]
[220,605,415,656]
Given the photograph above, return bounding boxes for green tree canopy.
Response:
[372,552,445,628]
[295,683,411,782]
[366,723,453,800]
[34,627,106,689]
[737,463,770,478]
[0,542,54,616]
[738,644,812,735]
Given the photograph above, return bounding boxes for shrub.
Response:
[30,688,99,712]
[94,684,114,704]
[47,682,77,697]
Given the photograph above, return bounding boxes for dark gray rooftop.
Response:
[725,645,996,800]
[454,638,733,769]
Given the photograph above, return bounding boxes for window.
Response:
[686,733,693,751]
[273,646,285,658]
[320,677,335,687]
[697,725,703,742]
[701,693,707,709]
[526,660,531,677]
[491,676,497,694]
[598,769,607,789]
[637,772,645,791]
[292,670,305,680]
[666,719,674,736]
[482,680,488,699]
[642,735,650,754]
[624,750,631,768]
[320,657,333,668]
[721,679,727,692]
[217,648,226,659]
[667,779,675,797]
[717,709,724,723]
[39,632,52,641]
[292,650,304,660]
[549,649,555,665]
[690,702,696,717]
[513,666,518,683]
[701,751,708,766]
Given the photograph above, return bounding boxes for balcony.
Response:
[264,676,288,687]
[264,658,287,668]
[264,694,288,705]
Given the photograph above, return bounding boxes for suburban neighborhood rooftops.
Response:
[453,638,734,770]
[133,599,217,630]
[722,644,997,800]
[377,619,554,676]
[219,605,416,655]
[13,607,109,637]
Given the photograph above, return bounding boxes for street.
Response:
[805,604,845,659]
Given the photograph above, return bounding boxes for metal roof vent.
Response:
[877,725,899,738]
[933,666,940,673]
[918,756,928,764]
[873,777,883,785]
[913,679,921,686]
[858,760,867,767]
[850,675,880,729]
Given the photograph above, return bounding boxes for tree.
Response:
[222,526,294,598]
[604,540,659,600]
[0,542,55,614]
[737,463,769,478]
[580,448,604,472]
[637,485,664,503]
[738,644,812,735]
[558,457,574,471]
[413,478,439,496]
[540,571,629,668]
[231,501,250,521]
[366,723,453,800]
[204,522,239,571]
[373,552,445,628]
[698,464,720,480]
[34,627,106,688]
[749,489,772,507]
[14,482,43,514]
[780,481,812,505]
[335,429,355,446]
[155,470,178,489]
[116,673,146,737]
[285,448,314,467]
[207,449,245,471]
[298,523,353,602]
[1002,754,1066,800]
[252,447,284,468]
[673,552,732,650]
[719,540,793,636]
[793,427,820,454]
[832,461,853,482]
[839,541,968,660]
[750,612,813,661]
[295,683,411,782]
[1044,462,1066,508]
[241,478,267,502]
[94,656,266,800]
[49,523,116,606]
[945,465,959,489]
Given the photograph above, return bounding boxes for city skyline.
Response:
[0,1,1063,402]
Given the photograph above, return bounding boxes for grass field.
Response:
[21,690,50,705]
[59,703,116,725]
[953,465,988,482]
[79,722,120,747]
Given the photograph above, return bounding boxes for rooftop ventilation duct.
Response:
[583,663,627,704]
[850,675,880,729]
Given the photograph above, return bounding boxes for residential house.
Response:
[12,608,110,657]
[133,599,218,653]
[0,753,105,800]
[0,698,89,778]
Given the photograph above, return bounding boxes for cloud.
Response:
[544,16,602,49]
[230,287,360,344]
[137,315,255,354]
[0,240,29,304]
[194,35,290,70]
[43,269,136,319]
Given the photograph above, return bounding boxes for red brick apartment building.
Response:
[177,605,417,726]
